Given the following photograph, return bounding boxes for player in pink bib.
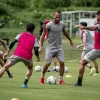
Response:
[0,23,40,88]
[74,11,100,86]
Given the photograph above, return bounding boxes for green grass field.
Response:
[0,39,100,100]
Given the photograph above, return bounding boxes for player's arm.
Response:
[39,31,46,54]
[34,39,40,61]
[0,39,7,52]
[3,34,21,59]
[83,35,86,51]
[74,25,98,31]
[76,44,84,49]
[63,28,73,46]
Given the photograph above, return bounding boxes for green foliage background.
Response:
[0,0,100,39]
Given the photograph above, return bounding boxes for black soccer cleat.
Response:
[73,83,82,87]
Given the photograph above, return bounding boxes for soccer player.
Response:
[0,23,40,88]
[0,39,12,78]
[74,11,100,86]
[76,22,99,76]
[44,19,58,72]
[39,10,73,84]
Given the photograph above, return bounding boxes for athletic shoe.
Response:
[93,73,100,76]
[40,77,44,84]
[89,68,95,76]
[47,69,51,72]
[8,74,13,78]
[58,80,66,84]
[22,84,28,88]
[73,83,82,87]
[52,69,57,72]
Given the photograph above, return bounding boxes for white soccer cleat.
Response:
[89,68,95,76]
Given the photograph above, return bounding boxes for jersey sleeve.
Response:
[15,34,21,41]
[34,38,39,47]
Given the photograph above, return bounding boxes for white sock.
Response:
[59,76,63,81]
[41,73,45,78]
[54,66,56,69]
[48,66,50,70]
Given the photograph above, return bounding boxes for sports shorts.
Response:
[45,47,64,64]
[84,49,100,62]
[9,55,33,67]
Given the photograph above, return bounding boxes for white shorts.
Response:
[84,49,100,62]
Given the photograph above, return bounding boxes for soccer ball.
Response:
[34,65,41,72]
[56,66,60,72]
[64,66,68,73]
[11,98,19,100]
[47,76,56,84]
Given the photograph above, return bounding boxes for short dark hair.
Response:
[96,11,100,15]
[80,22,87,27]
[26,23,35,32]
[54,10,61,14]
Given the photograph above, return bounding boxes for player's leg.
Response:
[73,59,88,86]
[57,48,65,84]
[22,61,33,88]
[0,52,12,78]
[52,57,57,72]
[92,59,99,75]
[40,48,52,84]
[74,49,100,86]
[81,50,94,75]
[0,60,12,78]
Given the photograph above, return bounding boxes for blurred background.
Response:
[0,0,100,41]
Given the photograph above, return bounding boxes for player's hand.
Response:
[74,25,84,29]
[70,41,74,48]
[3,52,8,60]
[76,46,80,49]
[38,46,43,54]
[83,48,86,51]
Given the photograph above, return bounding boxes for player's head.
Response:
[80,22,87,30]
[40,22,44,25]
[53,10,61,24]
[80,22,87,27]
[96,11,100,22]
[26,23,35,33]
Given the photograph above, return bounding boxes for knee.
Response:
[80,59,87,66]
[59,61,64,65]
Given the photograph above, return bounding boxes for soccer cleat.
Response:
[47,69,51,72]
[52,69,57,72]
[89,68,95,76]
[58,80,66,84]
[40,77,44,84]
[73,83,82,87]
[22,84,28,88]
[93,73,100,76]
[8,74,13,78]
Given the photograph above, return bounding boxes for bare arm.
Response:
[76,44,84,49]
[38,31,46,53]
[83,36,86,50]
[63,28,73,46]
[74,25,98,31]
[0,39,7,51]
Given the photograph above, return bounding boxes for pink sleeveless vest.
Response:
[94,23,100,49]
[14,32,36,60]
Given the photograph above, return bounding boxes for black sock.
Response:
[96,71,99,73]
[24,79,28,85]
[77,77,82,85]
[6,70,11,76]
[89,66,92,69]
[4,59,7,63]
